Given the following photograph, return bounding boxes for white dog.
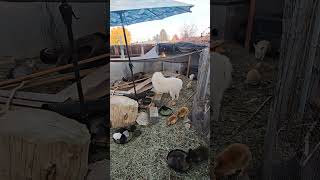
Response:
[151,72,183,101]
[253,40,271,61]
[211,52,233,121]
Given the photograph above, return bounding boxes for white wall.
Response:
[0,2,106,59]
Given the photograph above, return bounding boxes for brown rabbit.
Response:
[245,69,261,85]
[213,143,251,179]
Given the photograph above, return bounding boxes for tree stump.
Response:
[110,95,138,128]
[0,108,91,180]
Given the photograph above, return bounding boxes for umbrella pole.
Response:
[59,1,88,124]
[120,14,138,98]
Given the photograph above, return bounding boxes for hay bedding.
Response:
[210,43,278,179]
[110,76,209,179]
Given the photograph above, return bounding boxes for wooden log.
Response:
[110,95,138,128]
[0,108,90,180]
[0,53,109,87]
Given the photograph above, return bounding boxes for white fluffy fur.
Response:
[211,52,233,121]
[253,40,271,61]
[151,72,183,100]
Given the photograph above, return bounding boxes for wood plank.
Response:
[137,84,153,94]
[128,78,151,94]
[110,90,131,96]
[111,77,149,90]
[0,53,109,87]
[1,68,94,90]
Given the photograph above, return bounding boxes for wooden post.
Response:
[263,0,320,179]
[141,45,145,55]
[114,46,119,56]
[186,55,191,77]
[245,0,256,49]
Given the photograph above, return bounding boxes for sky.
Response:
[112,0,210,42]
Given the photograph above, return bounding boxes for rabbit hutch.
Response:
[110,43,211,179]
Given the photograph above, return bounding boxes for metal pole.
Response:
[59,1,88,123]
[120,13,137,98]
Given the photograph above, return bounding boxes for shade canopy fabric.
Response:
[110,0,193,26]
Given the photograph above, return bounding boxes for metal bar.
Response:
[120,13,137,98]
[67,24,88,120]
[110,50,203,62]
[59,1,87,122]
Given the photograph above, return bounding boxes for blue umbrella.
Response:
[110,0,193,98]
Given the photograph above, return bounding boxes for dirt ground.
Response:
[210,42,279,179]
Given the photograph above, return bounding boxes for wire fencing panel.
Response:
[191,48,210,141]
[262,0,320,179]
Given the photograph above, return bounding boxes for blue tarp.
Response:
[110,0,193,26]
[158,42,207,55]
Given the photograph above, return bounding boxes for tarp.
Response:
[158,42,207,55]
[110,0,193,26]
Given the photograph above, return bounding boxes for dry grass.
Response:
[110,76,209,179]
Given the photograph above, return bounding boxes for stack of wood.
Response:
[0,54,109,108]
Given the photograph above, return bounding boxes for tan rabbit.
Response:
[213,143,252,179]
[245,69,261,85]
[254,62,274,73]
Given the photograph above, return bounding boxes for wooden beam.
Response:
[0,53,109,87]
[245,0,256,49]
[0,68,94,90]
[186,55,191,77]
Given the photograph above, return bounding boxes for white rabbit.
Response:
[253,40,271,61]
